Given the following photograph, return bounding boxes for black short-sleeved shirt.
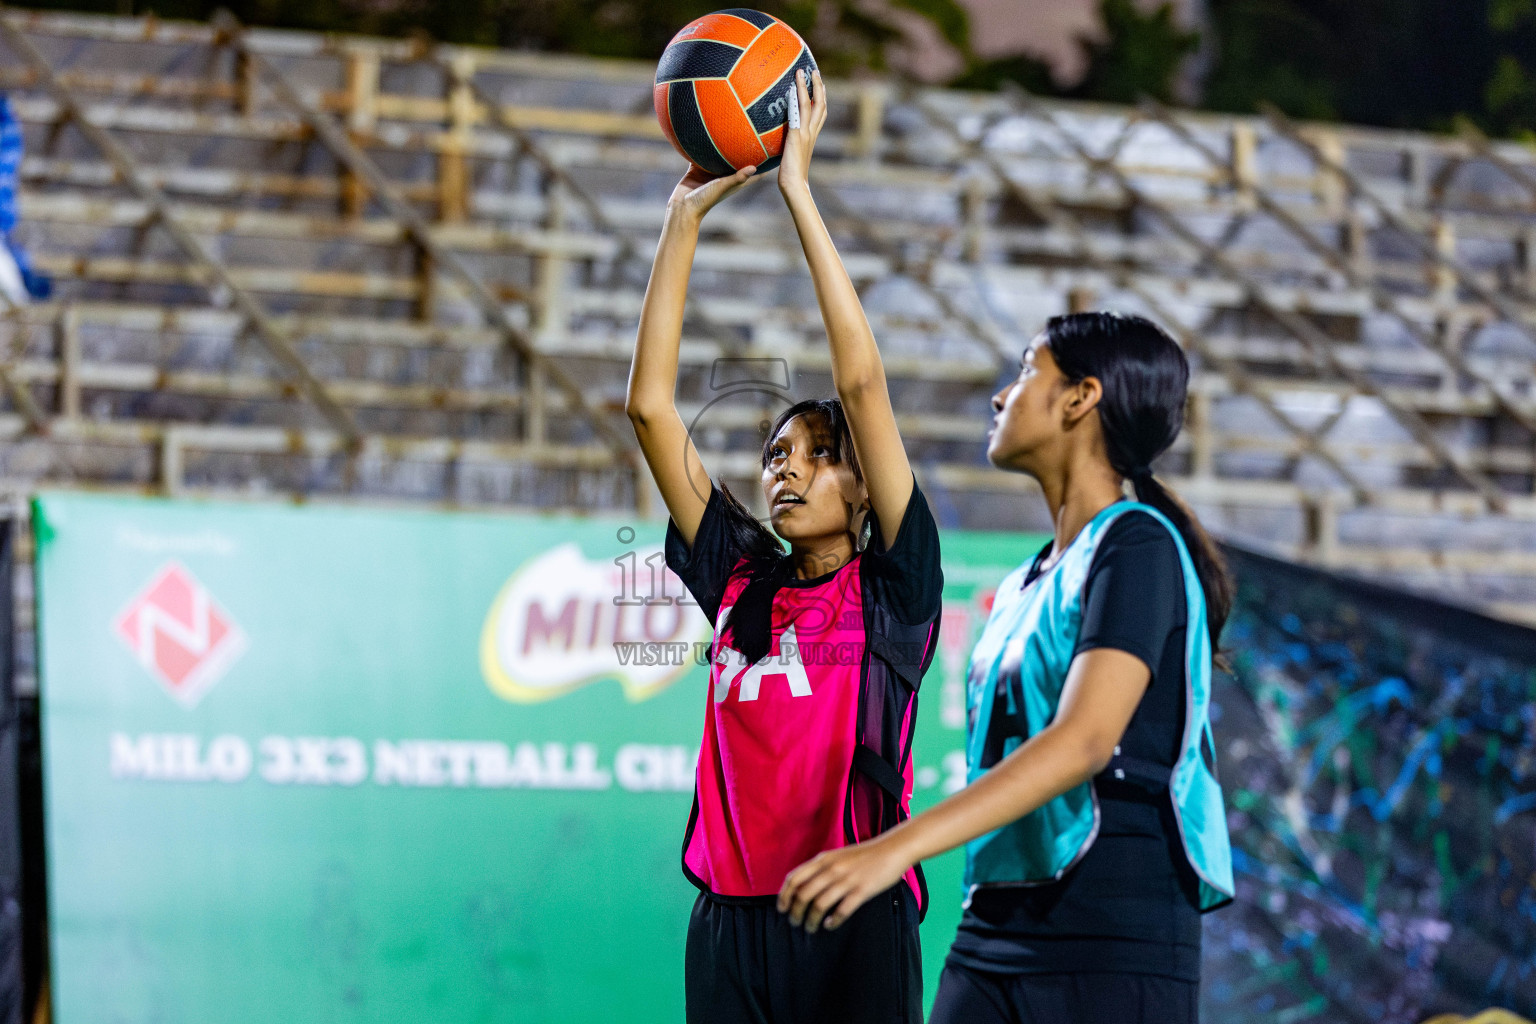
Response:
[946,509,1205,980]
[664,475,943,629]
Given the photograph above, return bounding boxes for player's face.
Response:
[987,335,1067,473]
[761,414,866,545]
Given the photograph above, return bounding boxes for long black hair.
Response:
[1043,311,1234,655]
[713,398,865,665]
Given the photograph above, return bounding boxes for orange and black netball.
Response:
[653,9,818,175]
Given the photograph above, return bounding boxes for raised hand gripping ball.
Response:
[654,9,818,176]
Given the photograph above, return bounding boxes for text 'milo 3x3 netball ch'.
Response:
[653,9,818,176]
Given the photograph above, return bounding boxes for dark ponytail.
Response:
[1043,312,1234,658]
[711,398,866,665]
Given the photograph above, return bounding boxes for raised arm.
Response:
[625,164,757,546]
[776,70,915,539]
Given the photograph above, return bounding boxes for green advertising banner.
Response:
[33,492,1045,1023]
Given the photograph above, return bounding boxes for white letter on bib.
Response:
[712,613,814,703]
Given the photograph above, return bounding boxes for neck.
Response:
[1037,454,1124,561]
[789,531,857,579]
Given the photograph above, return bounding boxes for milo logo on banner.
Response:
[480,540,711,703]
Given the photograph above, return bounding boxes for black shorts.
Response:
[684,883,922,1024]
[930,961,1199,1024]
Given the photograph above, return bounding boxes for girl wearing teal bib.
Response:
[779,312,1235,1022]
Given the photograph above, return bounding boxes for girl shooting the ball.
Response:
[625,67,941,1024]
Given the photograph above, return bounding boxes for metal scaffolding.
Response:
[0,9,1534,623]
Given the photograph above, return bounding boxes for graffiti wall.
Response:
[1207,547,1536,1023]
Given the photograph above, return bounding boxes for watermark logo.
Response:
[480,539,711,704]
[685,357,798,522]
[113,561,247,707]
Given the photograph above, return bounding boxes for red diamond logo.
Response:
[113,561,246,707]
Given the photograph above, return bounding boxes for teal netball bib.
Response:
[962,501,1234,911]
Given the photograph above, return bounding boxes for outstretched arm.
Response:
[777,69,915,538]
[625,164,757,546]
[777,648,1153,930]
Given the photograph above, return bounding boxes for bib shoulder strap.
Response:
[1095,502,1195,567]
[852,744,905,798]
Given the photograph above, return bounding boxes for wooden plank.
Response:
[30,254,426,300]
[438,53,476,223]
[18,121,1536,266]
[29,185,1534,326]
[10,95,312,143]
[9,413,1534,524]
[160,425,183,495]
[9,357,549,413]
[0,67,240,102]
[342,50,380,217]
[57,304,80,420]
[12,9,1536,209]
[14,349,1536,476]
[0,476,618,520]
[235,48,257,117]
[20,192,621,261]
[23,155,364,202]
[1431,218,1457,301]
[851,84,887,161]
[0,17,367,447]
[1319,546,1536,576]
[1188,387,1214,479]
[376,94,664,140]
[13,291,1534,424]
[23,299,1534,422]
[227,29,638,477]
[1230,122,1256,210]
[3,10,220,46]
[0,413,621,468]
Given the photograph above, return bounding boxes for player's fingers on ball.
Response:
[711,165,753,198]
[726,165,756,192]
